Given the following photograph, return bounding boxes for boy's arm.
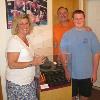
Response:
[92,53,100,83]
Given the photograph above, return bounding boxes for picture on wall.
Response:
[5,0,47,29]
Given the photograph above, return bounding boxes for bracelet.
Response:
[28,63,33,67]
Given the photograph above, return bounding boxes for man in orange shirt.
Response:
[53,7,74,61]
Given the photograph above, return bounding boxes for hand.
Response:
[91,72,97,83]
[84,26,92,32]
[65,70,71,82]
[32,56,46,66]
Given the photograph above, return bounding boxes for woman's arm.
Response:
[7,52,33,69]
[7,52,46,69]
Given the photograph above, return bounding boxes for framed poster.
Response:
[5,0,47,29]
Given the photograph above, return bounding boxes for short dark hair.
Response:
[72,10,85,18]
[57,7,68,15]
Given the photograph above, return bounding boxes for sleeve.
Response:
[91,32,100,54]
[60,33,70,54]
[6,37,21,52]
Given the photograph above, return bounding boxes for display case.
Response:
[40,56,71,90]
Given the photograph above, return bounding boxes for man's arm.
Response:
[84,26,92,32]
[60,51,71,81]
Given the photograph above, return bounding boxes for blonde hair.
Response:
[11,14,33,35]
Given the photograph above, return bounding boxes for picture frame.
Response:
[5,0,47,29]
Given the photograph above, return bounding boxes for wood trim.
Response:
[83,0,88,12]
[0,78,3,100]
[83,0,88,24]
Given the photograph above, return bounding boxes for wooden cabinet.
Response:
[40,86,72,100]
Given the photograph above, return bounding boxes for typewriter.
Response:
[40,57,71,88]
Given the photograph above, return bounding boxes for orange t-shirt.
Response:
[53,20,74,55]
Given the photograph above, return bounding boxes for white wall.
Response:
[0,0,11,99]
[0,0,53,99]
[87,0,100,87]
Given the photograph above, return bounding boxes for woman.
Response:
[6,14,45,100]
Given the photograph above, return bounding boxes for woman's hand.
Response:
[32,56,46,66]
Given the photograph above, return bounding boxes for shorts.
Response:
[72,78,92,97]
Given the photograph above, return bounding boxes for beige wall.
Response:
[86,0,100,87]
[52,0,79,24]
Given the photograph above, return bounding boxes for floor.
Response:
[90,88,100,100]
[76,87,100,100]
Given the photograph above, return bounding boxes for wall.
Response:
[0,0,11,99]
[86,0,100,87]
[0,0,53,99]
